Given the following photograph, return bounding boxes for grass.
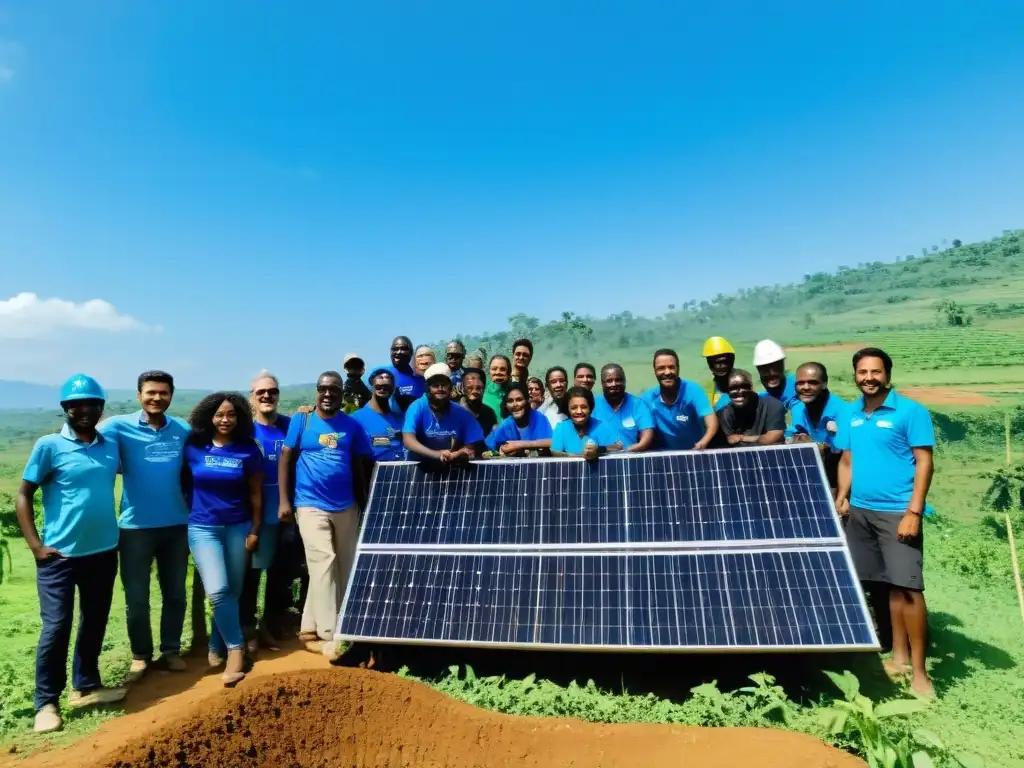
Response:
[0,439,1021,766]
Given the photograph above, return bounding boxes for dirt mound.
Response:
[88,668,861,768]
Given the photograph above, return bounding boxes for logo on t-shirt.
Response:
[675,414,689,423]
[318,432,345,449]
[622,417,636,429]
[851,418,865,428]
[876,420,893,429]
[204,455,242,469]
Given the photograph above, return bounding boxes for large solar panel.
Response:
[337,444,879,653]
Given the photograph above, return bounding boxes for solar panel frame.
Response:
[337,444,880,653]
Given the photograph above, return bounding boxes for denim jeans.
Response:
[187,523,250,655]
[35,548,118,710]
[118,525,189,660]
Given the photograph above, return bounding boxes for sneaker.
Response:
[125,658,149,684]
[33,704,63,734]
[158,653,187,672]
[68,686,127,708]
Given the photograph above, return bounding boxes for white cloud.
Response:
[0,292,160,339]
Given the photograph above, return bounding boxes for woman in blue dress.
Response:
[183,392,263,686]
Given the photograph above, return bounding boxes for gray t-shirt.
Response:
[717,395,786,444]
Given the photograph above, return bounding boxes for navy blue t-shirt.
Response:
[185,440,264,527]
[254,416,291,526]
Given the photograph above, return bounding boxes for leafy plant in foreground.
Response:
[816,670,983,768]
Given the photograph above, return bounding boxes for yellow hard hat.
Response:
[702,336,736,357]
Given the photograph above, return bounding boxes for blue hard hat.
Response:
[59,373,106,405]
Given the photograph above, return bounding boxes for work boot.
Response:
[67,686,127,708]
[222,648,246,687]
[33,704,62,734]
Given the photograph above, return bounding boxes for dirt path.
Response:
[3,649,863,768]
[900,386,998,406]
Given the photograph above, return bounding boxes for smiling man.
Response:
[573,362,597,391]
[715,369,786,447]
[834,347,935,698]
[403,363,485,463]
[702,336,736,411]
[752,339,800,411]
[538,365,569,428]
[385,336,425,412]
[641,348,717,451]
[351,368,407,461]
[98,370,191,683]
[445,340,467,400]
[592,363,654,452]
[511,338,534,383]
[17,374,125,734]
[786,362,847,488]
[278,371,374,661]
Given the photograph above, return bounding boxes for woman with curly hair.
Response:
[183,392,263,686]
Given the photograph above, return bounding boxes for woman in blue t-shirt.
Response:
[550,386,624,460]
[486,383,553,457]
[183,392,263,686]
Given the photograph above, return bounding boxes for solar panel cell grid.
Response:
[360,447,841,547]
[338,549,876,650]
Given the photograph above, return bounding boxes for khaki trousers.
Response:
[295,505,359,641]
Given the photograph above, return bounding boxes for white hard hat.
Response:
[424,363,451,381]
[753,339,786,367]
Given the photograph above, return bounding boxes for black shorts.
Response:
[845,505,924,591]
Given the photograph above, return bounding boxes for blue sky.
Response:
[1,1,1022,387]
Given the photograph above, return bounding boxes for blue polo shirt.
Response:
[759,373,800,411]
[551,418,624,454]
[351,405,406,461]
[98,411,191,529]
[592,394,654,447]
[254,415,291,526]
[834,390,935,513]
[403,397,485,452]
[485,409,553,452]
[641,380,714,450]
[22,425,120,557]
[786,392,848,449]
[185,440,263,527]
[286,411,373,511]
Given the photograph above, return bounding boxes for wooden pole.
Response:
[1007,514,1024,625]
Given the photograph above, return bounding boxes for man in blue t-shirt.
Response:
[351,368,407,461]
[834,348,935,699]
[98,370,191,682]
[16,374,126,734]
[278,371,374,660]
[385,335,425,412]
[785,362,847,489]
[641,348,718,451]
[403,363,485,463]
[592,363,654,451]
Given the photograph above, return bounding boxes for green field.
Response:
[2,231,1024,766]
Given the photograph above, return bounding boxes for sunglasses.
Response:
[317,385,343,395]
[391,346,411,353]
[253,388,280,398]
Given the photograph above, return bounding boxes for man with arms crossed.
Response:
[834,347,935,697]
[99,370,191,681]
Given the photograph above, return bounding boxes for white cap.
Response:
[424,363,451,381]
[753,339,786,367]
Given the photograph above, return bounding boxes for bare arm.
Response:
[247,471,264,533]
[15,480,50,556]
[907,447,933,514]
[277,445,295,521]
[694,413,718,450]
[625,428,654,453]
[755,429,785,446]
[835,451,852,515]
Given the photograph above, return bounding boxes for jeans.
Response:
[119,525,189,660]
[187,523,250,656]
[35,548,118,710]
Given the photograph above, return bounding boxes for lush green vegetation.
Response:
[1,231,1023,765]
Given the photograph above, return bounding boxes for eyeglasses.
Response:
[317,385,342,395]
[253,388,280,397]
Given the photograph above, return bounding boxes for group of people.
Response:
[14,332,936,733]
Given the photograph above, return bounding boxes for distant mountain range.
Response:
[0,379,137,410]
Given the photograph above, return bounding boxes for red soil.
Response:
[4,653,863,768]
